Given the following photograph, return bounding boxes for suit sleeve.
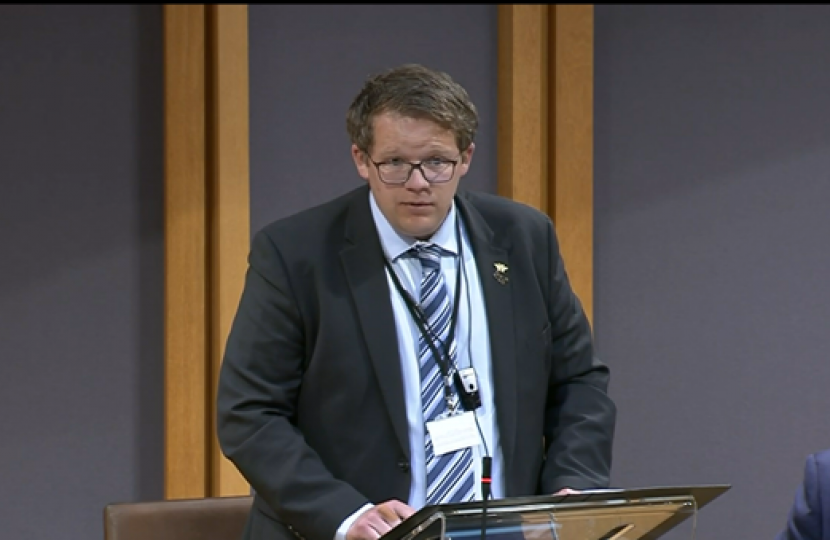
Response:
[777,453,821,540]
[216,230,368,540]
[539,218,617,492]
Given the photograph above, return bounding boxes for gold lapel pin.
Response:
[493,262,509,285]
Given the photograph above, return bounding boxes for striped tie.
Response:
[412,243,475,505]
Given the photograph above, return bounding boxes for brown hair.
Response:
[346,63,479,154]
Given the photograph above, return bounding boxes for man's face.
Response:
[351,111,474,240]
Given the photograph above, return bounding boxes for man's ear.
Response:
[457,142,475,176]
[351,144,370,181]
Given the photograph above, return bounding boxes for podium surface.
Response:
[381,485,730,540]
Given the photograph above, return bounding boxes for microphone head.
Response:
[482,456,492,479]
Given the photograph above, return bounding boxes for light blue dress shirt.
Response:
[335,193,504,539]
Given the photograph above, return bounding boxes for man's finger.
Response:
[385,500,417,520]
[367,513,394,536]
[349,521,380,540]
[375,509,402,528]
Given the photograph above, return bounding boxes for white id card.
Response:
[425,411,482,455]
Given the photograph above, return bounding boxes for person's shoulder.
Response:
[797,449,830,492]
[809,448,830,468]
[459,189,553,230]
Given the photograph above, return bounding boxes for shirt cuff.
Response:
[334,503,375,540]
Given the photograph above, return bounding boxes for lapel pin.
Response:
[493,262,509,285]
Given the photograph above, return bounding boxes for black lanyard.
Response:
[383,219,465,403]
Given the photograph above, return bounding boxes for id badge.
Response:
[425,411,481,455]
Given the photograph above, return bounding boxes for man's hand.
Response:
[553,488,581,496]
[346,500,416,540]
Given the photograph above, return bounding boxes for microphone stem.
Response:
[480,457,492,540]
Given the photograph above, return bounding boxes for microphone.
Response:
[481,456,492,500]
[480,457,492,540]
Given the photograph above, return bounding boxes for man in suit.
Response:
[216,63,616,540]
[777,449,830,540]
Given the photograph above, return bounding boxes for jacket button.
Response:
[397,459,411,473]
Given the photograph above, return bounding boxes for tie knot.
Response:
[409,242,444,271]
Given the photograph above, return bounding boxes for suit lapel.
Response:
[456,193,518,484]
[339,188,410,458]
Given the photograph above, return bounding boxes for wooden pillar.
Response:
[549,4,594,322]
[498,4,595,322]
[497,4,549,212]
[164,4,209,499]
[207,3,252,498]
[163,3,250,499]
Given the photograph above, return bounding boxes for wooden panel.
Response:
[497,4,549,212]
[207,4,251,497]
[498,4,594,322]
[549,5,594,323]
[163,4,209,499]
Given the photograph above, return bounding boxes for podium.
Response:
[381,485,730,540]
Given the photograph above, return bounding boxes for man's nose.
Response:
[405,165,430,188]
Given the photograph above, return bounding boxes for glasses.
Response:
[367,155,460,185]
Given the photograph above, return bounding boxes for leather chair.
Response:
[104,495,253,540]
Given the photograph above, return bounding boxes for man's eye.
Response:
[385,159,405,167]
[424,158,447,166]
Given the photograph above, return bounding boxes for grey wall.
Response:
[595,5,830,539]
[249,5,498,235]
[4,4,822,540]
[0,5,164,540]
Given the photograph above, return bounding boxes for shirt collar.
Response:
[369,191,459,262]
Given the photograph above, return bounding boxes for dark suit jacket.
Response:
[777,449,830,540]
[216,185,616,540]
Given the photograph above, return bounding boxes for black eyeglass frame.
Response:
[365,154,462,185]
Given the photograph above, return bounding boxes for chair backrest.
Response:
[103,495,253,540]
